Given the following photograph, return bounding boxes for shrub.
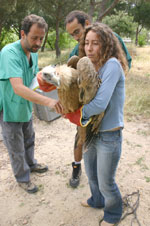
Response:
[46,30,77,50]
[0,28,18,50]
[138,35,146,47]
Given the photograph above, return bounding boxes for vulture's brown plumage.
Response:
[41,56,104,150]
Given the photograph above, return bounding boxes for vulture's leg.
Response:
[73,126,86,161]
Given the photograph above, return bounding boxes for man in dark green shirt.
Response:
[65,10,132,188]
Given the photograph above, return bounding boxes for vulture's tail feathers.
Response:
[84,113,104,148]
[84,123,95,148]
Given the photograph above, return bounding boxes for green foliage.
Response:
[102,11,136,38]
[145,176,150,183]
[0,0,17,28]
[46,30,56,50]
[0,0,36,36]
[129,0,150,29]
[46,30,77,50]
[34,0,88,30]
[59,32,77,49]
[138,35,146,47]
[111,0,129,13]
[0,28,18,50]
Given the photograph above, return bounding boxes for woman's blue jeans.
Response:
[83,129,122,224]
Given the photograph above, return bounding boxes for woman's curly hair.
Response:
[79,22,128,73]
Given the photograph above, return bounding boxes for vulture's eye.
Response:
[43,73,50,77]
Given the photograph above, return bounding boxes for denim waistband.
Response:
[98,129,122,136]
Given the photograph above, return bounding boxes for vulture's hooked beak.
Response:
[42,65,60,87]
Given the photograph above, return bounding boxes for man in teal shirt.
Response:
[65,10,132,188]
[0,14,62,193]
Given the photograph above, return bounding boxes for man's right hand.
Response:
[48,99,63,114]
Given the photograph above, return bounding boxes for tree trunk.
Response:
[97,0,120,22]
[88,0,95,18]
[0,25,2,50]
[135,24,143,46]
[135,26,139,46]
[41,28,49,52]
[0,24,2,39]
[47,40,54,50]
[55,20,61,58]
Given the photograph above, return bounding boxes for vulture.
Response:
[41,56,104,150]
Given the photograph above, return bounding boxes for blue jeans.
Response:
[84,130,122,224]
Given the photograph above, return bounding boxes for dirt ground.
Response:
[0,114,150,226]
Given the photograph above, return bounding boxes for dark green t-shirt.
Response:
[114,32,132,69]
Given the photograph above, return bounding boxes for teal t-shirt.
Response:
[0,51,2,112]
[0,40,39,122]
[69,43,79,58]
[69,34,132,69]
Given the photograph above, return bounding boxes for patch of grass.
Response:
[79,184,85,188]
[19,202,25,207]
[125,74,150,120]
[38,184,44,192]
[137,129,150,136]
[135,157,144,166]
[125,139,134,147]
[135,157,149,171]
[38,49,70,68]
[134,144,142,148]
[124,45,150,120]
[55,170,60,175]
[144,176,150,183]
[141,164,149,170]
[145,73,150,77]
[66,182,71,188]
[126,43,137,58]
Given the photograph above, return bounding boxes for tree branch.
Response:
[96,0,120,22]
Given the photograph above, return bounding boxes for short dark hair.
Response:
[65,10,92,28]
[21,14,48,35]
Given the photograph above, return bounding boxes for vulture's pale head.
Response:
[42,65,60,87]
[42,64,79,90]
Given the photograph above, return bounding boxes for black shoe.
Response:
[69,162,82,188]
[31,163,48,173]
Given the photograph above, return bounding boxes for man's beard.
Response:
[26,44,41,53]
[29,46,41,53]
